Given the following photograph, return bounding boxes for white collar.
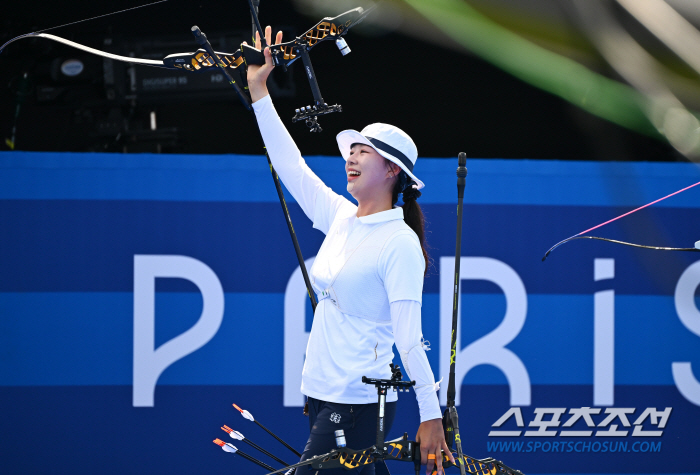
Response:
[357,207,404,224]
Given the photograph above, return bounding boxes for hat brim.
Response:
[336,129,425,190]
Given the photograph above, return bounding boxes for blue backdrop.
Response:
[1,151,699,474]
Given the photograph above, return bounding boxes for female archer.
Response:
[246,27,454,475]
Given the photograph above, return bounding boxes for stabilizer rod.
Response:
[191,22,317,313]
[444,152,468,475]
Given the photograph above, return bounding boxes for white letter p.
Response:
[133,255,224,407]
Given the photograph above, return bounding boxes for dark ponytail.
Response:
[390,168,429,276]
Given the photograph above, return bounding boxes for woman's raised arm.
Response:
[245,26,353,233]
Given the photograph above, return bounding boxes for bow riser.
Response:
[327,439,414,469]
[162,49,245,71]
[278,17,350,63]
[264,435,523,475]
[243,6,371,69]
[311,448,517,475]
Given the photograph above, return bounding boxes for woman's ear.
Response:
[387,161,401,178]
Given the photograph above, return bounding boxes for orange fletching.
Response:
[222,425,232,433]
[213,438,225,447]
[232,404,243,412]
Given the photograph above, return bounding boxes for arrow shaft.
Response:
[242,437,290,467]
[255,420,301,457]
[237,449,277,472]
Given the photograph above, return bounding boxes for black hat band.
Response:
[366,137,414,173]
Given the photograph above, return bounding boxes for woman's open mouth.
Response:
[347,170,361,182]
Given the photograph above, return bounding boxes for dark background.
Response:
[0,0,686,160]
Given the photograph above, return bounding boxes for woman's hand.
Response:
[243,25,283,103]
[415,418,455,475]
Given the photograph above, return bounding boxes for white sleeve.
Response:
[379,231,425,304]
[391,299,442,423]
[252,94,354,234]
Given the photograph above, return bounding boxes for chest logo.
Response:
[330,412,342,423]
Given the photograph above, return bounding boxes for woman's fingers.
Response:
[433,451,444,475]
[416,419,450,475]
[254,26,282,49]
[425,447,455,475]
[426,451,446,475]
[264,25,272,47]
[425,452,435,475]
[255,26,277,69]
[443,441,455,464]
[424,449,444,475]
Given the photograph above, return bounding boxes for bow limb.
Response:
[542,235,700,261]
[1,32,249,73]
[1,32,167,68]
[542,179,700,261]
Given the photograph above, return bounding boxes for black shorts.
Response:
[298,397,397,474]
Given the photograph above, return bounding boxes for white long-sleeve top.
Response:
[253,94,441,422]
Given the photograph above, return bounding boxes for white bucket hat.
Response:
[336,123,425,190]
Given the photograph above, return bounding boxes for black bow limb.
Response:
[542,235,700,261]
[542,179,700,261]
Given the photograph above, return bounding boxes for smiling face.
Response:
[346,143,400,204]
